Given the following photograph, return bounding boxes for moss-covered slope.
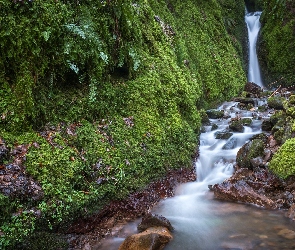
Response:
[259,0,295,87]
[0,0,246,248]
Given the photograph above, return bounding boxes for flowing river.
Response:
[95,11,295,250]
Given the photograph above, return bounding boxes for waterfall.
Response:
[245,11,263,87]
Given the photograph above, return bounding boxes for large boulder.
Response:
[267,96,284,110]
[212,167,285,209]
[118,226,173,250]
[138,213,173,232]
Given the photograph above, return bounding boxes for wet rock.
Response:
[214,130,233,140]
[286,204,295,221]
[250,156,264,170]
[213,178,276,209]
[138,213,173,232]
[277,228,295,240]
[0,163,43,200]
[211,123,218,131]
[118,226,173,250]
[206,109,224,119]
[0,138,9,164]
[244,82,263,97]
[229,120,244,132]
[222,137,237,150]
[261,119,272,131]
[236,139,265,170]
[233,97,256,106]
[267,96,284,110]
[212,167,284,209]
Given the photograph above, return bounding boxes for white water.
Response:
[245,11,263,87]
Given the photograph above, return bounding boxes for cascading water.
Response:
[245,11,264,87]
[97,101,295,250]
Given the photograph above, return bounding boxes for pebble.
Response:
[278,228,295,240]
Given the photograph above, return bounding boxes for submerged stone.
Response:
[222,137,238,150]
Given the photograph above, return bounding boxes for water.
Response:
[245,11,263,87]
[97,101,295,250]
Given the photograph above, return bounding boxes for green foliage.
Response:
[270,138,295,179]
[260,0,295,87]
[0,0,247,248]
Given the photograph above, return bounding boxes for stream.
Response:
[95,10,295,250]
[97,100,295,250]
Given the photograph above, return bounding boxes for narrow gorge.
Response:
[1,1,295,249]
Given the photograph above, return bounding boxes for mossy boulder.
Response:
[289,95,295,105]
[261,119,272,131]
[200,109,211,125]
[214,130,233,140]
[286,107,295,119]
[267,96,284,110]
[242,118,253,126]
[269,138,295,179]
[211,123,218,131]
[229,118,252,132]
[236,138,265,170]
[270,111,286,126]
[206,109,224,119]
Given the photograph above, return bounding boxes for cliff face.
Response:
[0,0,247,247]
[259,0,295,87]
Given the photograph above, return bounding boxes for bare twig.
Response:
[269,85,281,98]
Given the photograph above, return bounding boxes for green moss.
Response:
[0,0,247,247]
[270,138,295,179]
[260,0,295,87]
[267,96,284,110]
[236,139,265,169]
